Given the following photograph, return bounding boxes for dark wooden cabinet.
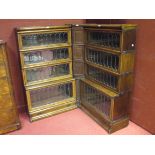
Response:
[75,24,136,133]
[16,24,136,133]
[0,41,21,134]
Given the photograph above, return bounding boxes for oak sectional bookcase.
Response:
[16,26,77,122]
[16,24,136,133]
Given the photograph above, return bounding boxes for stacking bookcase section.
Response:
[26,79,76,121]
[85,46,135,75]
[80,79,129,134]
[85,24,136,53]
[22,62,72,86]
[16,26,77,121]
[85,63,133,94]
[0,41,21,134]
[17,26,71,51]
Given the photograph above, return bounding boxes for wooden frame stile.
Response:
[71,25,85,78]
[70,24,86,107]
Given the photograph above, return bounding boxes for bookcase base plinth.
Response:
[29,102,77,122]
[0,123,21,134]
[80,104,129,134]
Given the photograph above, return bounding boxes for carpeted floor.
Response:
[9,109,151,135]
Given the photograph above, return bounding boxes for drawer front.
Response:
[23,63,72,86]
[0,93,13,110]
[0,108,18,128]
[0,77,10,93]
[80,80,111,118]
[27,80,76,109]
[0,62,6,77]
[20,47,71,67]
[86,29,121,51]
[18,29,71,50]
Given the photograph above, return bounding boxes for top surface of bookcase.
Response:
[69,24,137,31]
[16,25,71,32]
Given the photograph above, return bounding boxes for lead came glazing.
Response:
[86,48,119,71]
[82,82,111,117]
[88,31,120,49]
[87,65,118,89]
[22,32,68,47]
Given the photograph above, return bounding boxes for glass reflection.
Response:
[24,48,69,65]
[26,64,69,82]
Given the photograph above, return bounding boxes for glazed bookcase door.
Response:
[80,80,112,119]
[85,63,133,93]
[27,80,76,109]
[85,64,118,92]
[17,28,71,51]
[85,26,136,53]
[85,46,120,74]
[23,62,73,86]
[0,41,20,134]
[20,47,72,68]
[85,29,122,52]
